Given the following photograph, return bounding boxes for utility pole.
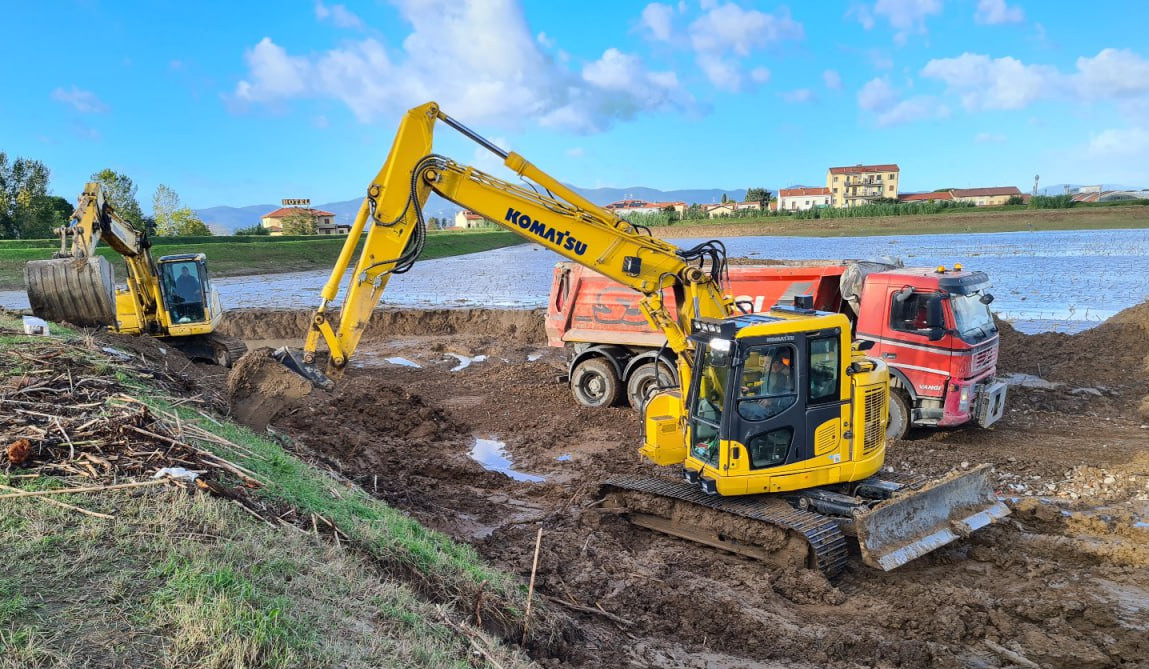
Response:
[1032,174,1039,197]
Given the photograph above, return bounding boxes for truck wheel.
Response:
[571,358,620,408]
[626,361,674,412]
[887,391,911,441]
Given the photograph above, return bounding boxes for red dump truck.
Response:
[546,260,1007,440]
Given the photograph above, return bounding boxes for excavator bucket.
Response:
[24,256,117,327]
[854,464,1009,571]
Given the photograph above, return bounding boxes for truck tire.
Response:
[887,390,911,441]
[571,358,621,408]
[626,361,675,412]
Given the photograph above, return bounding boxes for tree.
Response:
[281,209,318,235]
[0,152,70,239]
[234,222,270,235]
[745,187,772,205]
[721,193,728,203]
[661,205,680,223]
[91,168,145,228]
[151,184,211,236]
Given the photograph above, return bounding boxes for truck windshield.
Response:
[951,292,996,343]
[688,341,730,468]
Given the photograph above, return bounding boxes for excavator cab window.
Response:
[687,341,730,468]
[160,260,208,324]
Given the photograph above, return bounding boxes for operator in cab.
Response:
[173,266,204,322]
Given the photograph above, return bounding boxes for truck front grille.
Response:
[862,385,886,456]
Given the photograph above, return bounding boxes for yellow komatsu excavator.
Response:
[273,101,1008,576]
[24,182,246,366]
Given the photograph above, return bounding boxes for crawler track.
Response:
[603,475,849,578]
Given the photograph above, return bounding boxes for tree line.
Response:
[0,151,210,239]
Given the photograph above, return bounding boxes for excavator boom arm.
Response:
[303,102,733,381]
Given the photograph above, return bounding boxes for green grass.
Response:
[0,229,523,290]
[0,322,552,667]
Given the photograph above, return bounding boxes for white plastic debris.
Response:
[152,467,201,482]
[101,346,133,361]
[22,316,49,336]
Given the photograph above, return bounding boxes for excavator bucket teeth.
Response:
[24,256,117,327]
[854,464,1009,571]
[272,347,335,391]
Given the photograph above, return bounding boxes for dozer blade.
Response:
[24,256,117,328]
[854,464,1009,571]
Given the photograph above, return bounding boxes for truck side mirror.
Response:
[856,340,875,351]
[926,295,945,329]
[893,287,913,304]
[980,293,994,305]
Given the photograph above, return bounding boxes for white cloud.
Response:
[566,146,585,158]
[823,69,842,90]
[974,0,1024,25]
[857,76,947,126]
[922,49,1149,112]
[856,0,943,43]
[1075,48,1149,99]
[857,77,897,111]
[781,88,815,103]
[536,32,555,48]
[51,86,109,113]
[688,3,802,90]
[315,1,364,30]
[641,3,675,41]
[750,67,771,84]
[974,132,1006,143]
[921,53,1058,110]
[233,1,687,133]
[1088,127,1149,158]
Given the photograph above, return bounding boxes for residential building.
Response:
[826,164,900,208]
[260,207,336,236]
[604,199,687,216]
[700,200,766,218]
[898,191,953,203]
[949,186,1021,206]
[454,210,488,229]
[778,187,831,212]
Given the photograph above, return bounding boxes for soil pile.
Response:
[222,307,547,344]
[997,300,1149,388]
[225,348,313,430]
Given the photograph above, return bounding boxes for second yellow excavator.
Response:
[264,101,1008,576]
[24,182,246,366]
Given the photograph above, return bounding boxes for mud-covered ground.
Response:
[229,305,1149,669]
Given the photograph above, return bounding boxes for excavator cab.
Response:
[157,254,211,325]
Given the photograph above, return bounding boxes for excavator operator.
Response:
[173,266,204,322]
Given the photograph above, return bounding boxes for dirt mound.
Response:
[998,300,1149,391]
[221,307,547,344]
[226,348,313,430]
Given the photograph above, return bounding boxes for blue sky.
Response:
[3,0,1148,210]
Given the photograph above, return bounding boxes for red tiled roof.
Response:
[263,207,336,218]
[950,186,1020,198]
[779,187,830,197]
[828,164,899,175]
[899,191,953,202]
[605,199,685,210]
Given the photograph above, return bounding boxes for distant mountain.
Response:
[1036,183,1140,196]
[194,186,749,233]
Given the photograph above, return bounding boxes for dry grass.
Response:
[0,485,537,669]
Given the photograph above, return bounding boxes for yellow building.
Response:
[826,164,900,208]
[949,186,1021,206]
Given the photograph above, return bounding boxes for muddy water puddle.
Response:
[470,437,545,483]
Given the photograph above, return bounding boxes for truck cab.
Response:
[854,266,1007,438]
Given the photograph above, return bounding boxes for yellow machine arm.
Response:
[53,182,162,318]
[300,101,734,386]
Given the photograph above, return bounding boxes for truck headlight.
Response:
[959,385,971,412]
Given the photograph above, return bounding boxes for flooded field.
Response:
[3,228,1146,333]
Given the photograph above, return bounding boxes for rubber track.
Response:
[604,475,850,578]
[207,332,248,367]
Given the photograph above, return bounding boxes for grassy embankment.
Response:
[0,228,523,291]
[656,202,1149,239]
[0,311,550,668]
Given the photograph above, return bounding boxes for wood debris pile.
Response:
[0,334,266,518]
